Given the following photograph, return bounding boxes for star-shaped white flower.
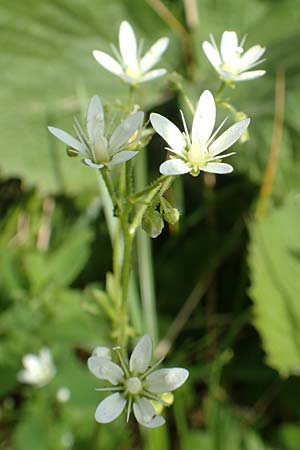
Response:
[150,90,250,176]
[17,347,56,388]
[88,335,189,428]
[203,31,266,82]
[93,21,169,85]
[48,96,144,169]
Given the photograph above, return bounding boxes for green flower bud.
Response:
[160,198,180,225]
[66,147,78,157]
[142,209,164,238]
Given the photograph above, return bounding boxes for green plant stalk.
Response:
[119,219,133,350]
[215,80,226,100]
[101,169,118,209]
[131,174,168,201]
[97,172,117,242]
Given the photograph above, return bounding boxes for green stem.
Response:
[182,92,195,116]
[112,220,122,307]
[131,175,168,201]
[119,221,133,349]
[101,169,118,209]
[215,81,226,100]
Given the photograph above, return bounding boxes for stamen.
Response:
[240,34,248,48]
[207,117,228,147]
[126,396,133,422]
[246,58,266,70]
[142,390,170,406]
[106,112,117,139]
[180,110,191,147]
[209,33,219,52]
[110,43,124,66]
[137,38,144,60]
[73,117,88,144]
[95,387,123,392]
[113,348,130,378]
[141,356,165,380]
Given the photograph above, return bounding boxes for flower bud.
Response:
[142,209,164,238]
[66,148,78,157]
[160,198,180,225]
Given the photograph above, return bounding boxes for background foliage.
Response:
[1,0,300,449]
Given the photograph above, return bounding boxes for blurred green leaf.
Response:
[23,223,92,294]
[273,423,300,450]
[249,203,300,376]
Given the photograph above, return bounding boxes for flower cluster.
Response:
[203,31,266,82]
[151,90,250,176]
[88,335,189,428]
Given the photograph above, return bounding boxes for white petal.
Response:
[209,118,250,156]
[211,151,235,160]
[202,41,222,70]
[93,50,123,76]
[48,127,86,154]
[109,111,144,153]
[87,95,105,141]
[129,335,152,374]
[119,21,137,67]
[239,45,266,71]
[192,90,216,144]
[39,348,56,374]
[17,369,35,384]
[105,151,138,166]
[221,31,239,63]
[145,368,189,393]
[92,346,112,359]
[236,70,266,81]
[133,397,161,427]
[141,415,165,428]
[23,354,40,373]
[140,37,169,72]
[159,159,191,176]
[133,397,154,423]
[201,162,233,174]
[139,69,167,83]
[95,393,126,423]
[39,348,53,365]
[83,158,104,169]
[87,356,124,384]
[150,113,186,155]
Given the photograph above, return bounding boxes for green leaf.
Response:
[206,400,266,450]
[23,223,92,294]
[273,423,300,450]
[249,204,300,376]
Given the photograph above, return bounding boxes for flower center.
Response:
[125,65,141,80]
[221,47,244,75]
[126,377,142,394]
[188,141,208,166]
[93,135,110,163]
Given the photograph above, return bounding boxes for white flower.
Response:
[203,31,266,82]
[150,90,250,176]
[88,335,189,428]
[93,21,169,85]
[48,95,144,170]
[17,347,56,388]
